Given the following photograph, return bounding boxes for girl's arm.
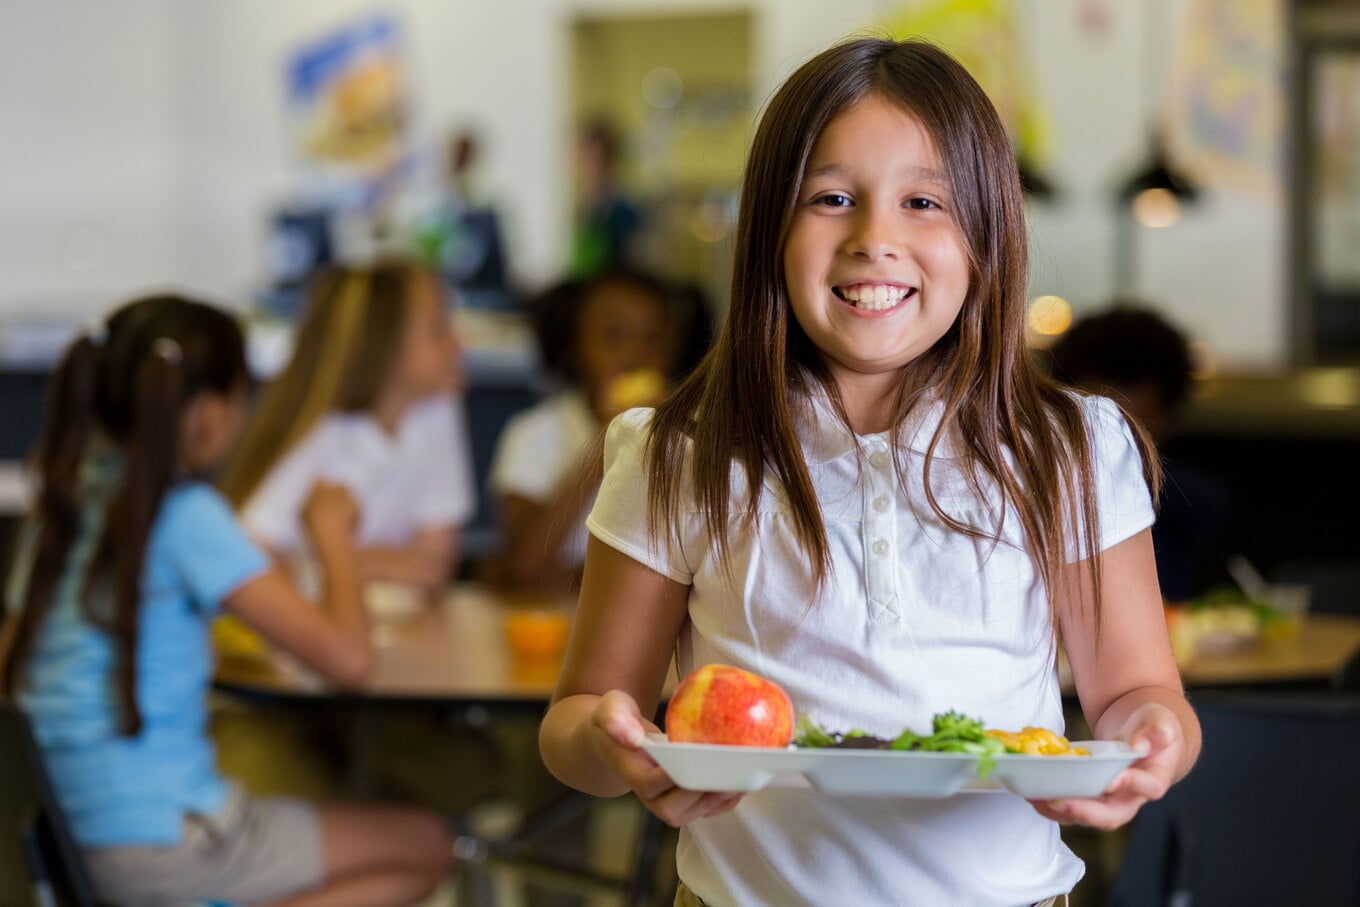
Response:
[495,439,604,588]
[221,482,372,688]
[540,537,744,826]
[355,526,459,592]
[1049,527,1202,830]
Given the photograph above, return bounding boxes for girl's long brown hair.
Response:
[647,38,1160,625]
[0,297,248,734]
[218,259,426,508]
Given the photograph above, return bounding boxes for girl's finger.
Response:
[1042,793,1141,831]
[644,787,745,827]
[1110,766,1171,803]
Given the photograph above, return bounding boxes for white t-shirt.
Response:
[586,392,1155,907]
[241,393,476,556]
[487,390,599,567]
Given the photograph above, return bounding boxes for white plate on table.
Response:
[639,734,1140,800]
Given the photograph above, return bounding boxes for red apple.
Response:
[665,663,794,747]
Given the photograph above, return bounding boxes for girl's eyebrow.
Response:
[803,163,949,186]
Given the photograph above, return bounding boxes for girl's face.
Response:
[783,92,970,389]
[390,271,459,399]
[180,384,248,474]
[576,281,673,404]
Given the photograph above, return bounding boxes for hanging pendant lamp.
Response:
[1118,126,1200,228]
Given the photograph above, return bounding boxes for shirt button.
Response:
[869,451,889,469]
[872,495,890,512]
[871,539,889,557]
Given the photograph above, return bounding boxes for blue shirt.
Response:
[13,453,269,846]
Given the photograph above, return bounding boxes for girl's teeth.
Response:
[839,285,910,311]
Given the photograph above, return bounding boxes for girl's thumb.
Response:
[606,714,647,747]
[599,691,647,747]
[1129,715,1176,754]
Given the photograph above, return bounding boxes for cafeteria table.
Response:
[1176,611,1360,688]
[214,582,673,906]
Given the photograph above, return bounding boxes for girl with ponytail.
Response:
[0,296,450,906]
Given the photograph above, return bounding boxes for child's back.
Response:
[1,295,451,906]
[17,459,260,843]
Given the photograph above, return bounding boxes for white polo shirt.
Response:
[488,390,599,567]
[586,391,1155,907]
[241,393,476,555]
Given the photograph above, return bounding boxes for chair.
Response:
[1335,647,1360,692]
[0,700,99,907]
[1107,692,1360,907]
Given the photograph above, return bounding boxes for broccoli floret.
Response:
[930,709,987,742]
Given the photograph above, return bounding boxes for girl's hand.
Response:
[303,481,359,550]
[1031,702,1185,831]
[590,690,745,828]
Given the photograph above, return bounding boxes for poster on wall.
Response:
[286,13,411,214]
[1167,0,1284,199]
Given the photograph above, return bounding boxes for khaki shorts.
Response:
[83,784,324,906]
[674,881,1068,906]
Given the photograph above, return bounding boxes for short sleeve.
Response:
[410,395,477,528]
[584,409,696,584]
[239,423,329,554]
[1067,395,1157,561]
[158,484,270,615]
[488,406,561,503]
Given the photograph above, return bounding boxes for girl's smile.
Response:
[831,282,917,314]
[783,91,970,390]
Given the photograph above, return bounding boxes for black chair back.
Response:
[1108,691,1360,907]
[0,701,97,907]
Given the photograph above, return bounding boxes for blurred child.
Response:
[215,259,493,814]
[488,269,700,589]
[0,296,449,907]
[1047,304,1228,600]
[220,258,475,594]
[540,39,1200,906]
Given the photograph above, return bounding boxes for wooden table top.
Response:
[1177,611,1360,688]
[214,583,578,706]
[215,584,1360,705]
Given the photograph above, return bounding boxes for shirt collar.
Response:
[793,384,959,466]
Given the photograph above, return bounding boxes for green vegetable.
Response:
[793,714,838,749]
[796,709,1009,777]
[1191,586,1281,624]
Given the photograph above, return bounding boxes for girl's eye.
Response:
[814,193,852,208]
[905,197,940,211]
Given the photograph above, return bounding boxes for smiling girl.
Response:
[539,38,1200,906]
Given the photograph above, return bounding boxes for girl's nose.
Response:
[845,206,900,261]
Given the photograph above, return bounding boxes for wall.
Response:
[0,3,185,317]
[0,0,1288,366]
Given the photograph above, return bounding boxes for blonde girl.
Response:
[220,259,474,592]
[540,38,1200,906]
[0,296,448,906]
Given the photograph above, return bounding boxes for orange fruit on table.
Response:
[503,611,571,660]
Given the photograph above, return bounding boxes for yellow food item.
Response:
[605,369,667,412]
[213,616,267,658]
[985,726,1090,756]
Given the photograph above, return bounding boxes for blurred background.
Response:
[2,0,1353,362]
[0,0,1357,594]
